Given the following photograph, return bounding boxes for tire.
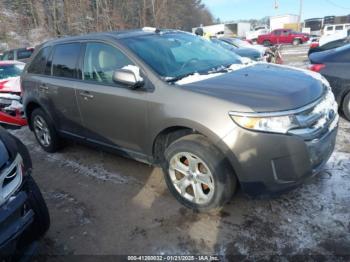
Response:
[263,40,271,47]
[292,39,301,46]
[162,134,237,211]
[342,92,350,121]
[19,176,50,247]
[31,108,61,152]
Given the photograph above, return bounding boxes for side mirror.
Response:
[113,65,144,89]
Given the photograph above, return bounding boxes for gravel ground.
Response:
[9,44,350,261]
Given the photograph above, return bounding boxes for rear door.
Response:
[40,43,83,135]
[75,41,149,154]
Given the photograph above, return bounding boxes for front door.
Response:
[75,42,149,154]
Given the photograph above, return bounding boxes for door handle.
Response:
[80,92,94,99]
[39,84,49,91]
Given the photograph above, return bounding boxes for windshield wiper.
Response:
[164,72,197,83]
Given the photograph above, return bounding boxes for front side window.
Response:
[27,47,51,75]
[52,43,81,79]
[83,42,133,84]
[274,30,281,36]
[326,26,333,31]
[120,32,240,79]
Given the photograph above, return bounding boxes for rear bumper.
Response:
[0,191,35,258]
[221,125,338,197]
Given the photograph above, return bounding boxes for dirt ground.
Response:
[10,44,350,260]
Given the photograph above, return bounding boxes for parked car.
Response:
[22,29,338,211]
[1,47,35,63]
[245,25,270,43]
[308,44,350,120]
[258,29,309,46]
[0,126,50,259]
[211,38,264,61]
[220,37,268,57]
[308,30,350,55]
[322,23,350,36]
[0,61,28,127]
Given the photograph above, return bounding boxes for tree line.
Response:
[0,0,213,48]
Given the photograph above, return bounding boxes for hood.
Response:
[0,77,21,93]
[181,63,325,113]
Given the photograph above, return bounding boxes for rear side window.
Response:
[83,42,133,84]
[326,26,333,31]
[17,49,34,60]
[335,25,343,30]
[27,47,51,74]
[52,43,81,79]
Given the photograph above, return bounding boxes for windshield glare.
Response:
[121,32,241,79]
[0,64,24,80]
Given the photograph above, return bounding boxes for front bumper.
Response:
[0,191,35,258]
[221,125,338,196]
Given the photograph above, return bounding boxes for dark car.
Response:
[21,29,338,211]
[0,47,35,63]
[0,127,50,259]
[309,44,350,120]
[211,38,264,61]
[308,37,350,56]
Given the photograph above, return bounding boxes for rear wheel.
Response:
[263,40,271,46]
[163,134,237,211]
[342,92,350,121]
[31,108,62,152]
[292,38,301,45]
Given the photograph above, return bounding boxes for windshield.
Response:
[0,64,24,80]
[120,32,241,79]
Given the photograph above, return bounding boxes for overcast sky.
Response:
[202,0,350,21]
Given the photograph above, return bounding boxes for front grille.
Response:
[288,89,339,141]
[0,154,23,206]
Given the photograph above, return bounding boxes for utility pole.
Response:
[298,0,303,30]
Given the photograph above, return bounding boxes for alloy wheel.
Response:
[33,115,51,147]
[168,152,215,205]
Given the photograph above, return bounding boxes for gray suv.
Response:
[21,29,338,211]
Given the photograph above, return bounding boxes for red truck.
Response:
[257,29,309,46]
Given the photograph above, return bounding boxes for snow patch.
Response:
[0,93,21,100]
[176,63,255,85]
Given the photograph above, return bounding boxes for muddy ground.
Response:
[10,44,350,261]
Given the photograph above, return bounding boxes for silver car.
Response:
[21,29,338,211]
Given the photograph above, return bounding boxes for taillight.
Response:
[308,64,325,72]
[310,42,319,49]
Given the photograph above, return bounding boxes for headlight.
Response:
[230,115,297,134]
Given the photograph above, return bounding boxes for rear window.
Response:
[27,47,51,75]
[52,43,81,79]
[17,49,34,60]
[0,64,24,80]
[2,51,14,60]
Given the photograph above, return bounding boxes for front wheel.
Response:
[163,134,237,211]
[342,92,350,121]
